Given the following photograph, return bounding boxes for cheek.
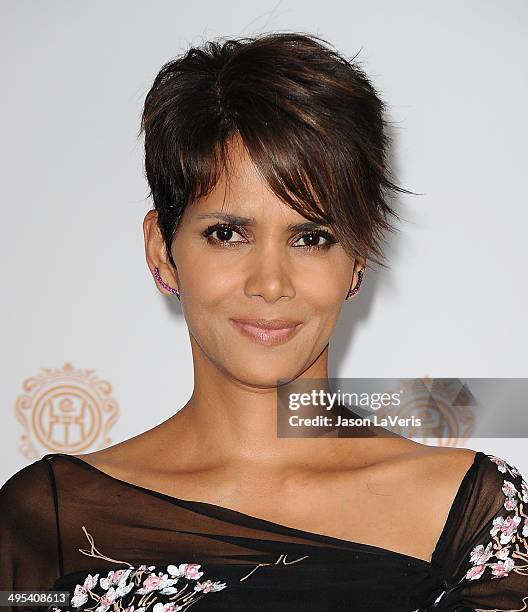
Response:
[174,240,235,303]
[176,253,237,346]
[297,257,351,308]
[306,273,347,306]
[296,259,350,340]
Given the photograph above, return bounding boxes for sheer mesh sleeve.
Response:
[0,459,61,612]
[437,453,528,611]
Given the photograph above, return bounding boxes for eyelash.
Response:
[201,223,338,251]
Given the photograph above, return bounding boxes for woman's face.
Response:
[150,137,360,388]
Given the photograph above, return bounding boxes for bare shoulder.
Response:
[70,415,185,478]
[418,445,478,480]
[369,443,479,557]
[361,438,478,478]
[416,443,477,464]
[395,443,478,491]
[400,445,479,525]
[359,442,480,518]
[329,440,479,513]
[70,436,148,480]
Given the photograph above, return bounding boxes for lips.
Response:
[232,319,301,330]
[230,318,302,346]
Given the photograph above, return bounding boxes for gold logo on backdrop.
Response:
[16,362,119,460]
[375,375,476,446]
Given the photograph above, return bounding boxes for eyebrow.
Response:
[196,212,330,232]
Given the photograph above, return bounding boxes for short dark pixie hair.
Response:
[139,32,411,270]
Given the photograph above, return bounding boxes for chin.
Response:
[227,361,303,389]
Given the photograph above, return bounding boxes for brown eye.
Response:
[293,230,337,251]
[202,223,246,247]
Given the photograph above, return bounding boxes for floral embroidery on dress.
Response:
[49,563,226,612]
[47,526,227,611]
[43,524,313,611]
[463,455,528,585]
[423,454,528,612]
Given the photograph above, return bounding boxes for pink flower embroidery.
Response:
[193,579,227,593]
[59,525,228,611]
[95,586,118,612]
[71,572,99,607]
[64,563,227,611]
[469,541,493,565]
[490,514,522,545]
[152,604,183,612]
[490,456,508,473]
[463,454,527,589]
[491,557,515,578]
[167,563,204,581]
[100,568,132,589]
[137,572,178,595]
[466,564,486,580]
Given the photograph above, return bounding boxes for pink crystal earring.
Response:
[153,266,180,299]
[346,269,364,300]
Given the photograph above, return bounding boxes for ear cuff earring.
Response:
[153,266,364,302]
[346,269,364,300]
[153,266,180,299]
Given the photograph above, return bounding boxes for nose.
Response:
[243,244,295,303]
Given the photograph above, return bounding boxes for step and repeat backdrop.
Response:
[2,1,527,482]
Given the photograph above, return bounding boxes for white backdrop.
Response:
[1,0,527,483]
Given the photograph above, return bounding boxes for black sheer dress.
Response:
[1,451,527,611]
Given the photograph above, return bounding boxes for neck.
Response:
[156,337,368,472]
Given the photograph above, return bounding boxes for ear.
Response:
[143,209,179,295]
[352,256,366,285]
